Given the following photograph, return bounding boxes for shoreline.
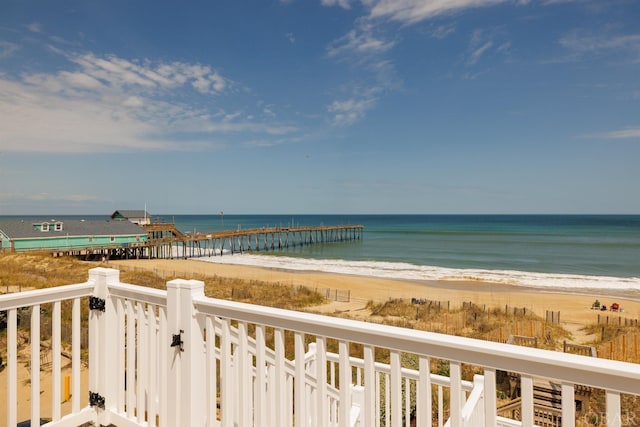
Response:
[108,258,640,327]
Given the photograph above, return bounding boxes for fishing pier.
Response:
[142,223,364,259]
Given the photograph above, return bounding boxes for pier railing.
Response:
[2,267,639,427]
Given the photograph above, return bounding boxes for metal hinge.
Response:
[89,296,106,312]
[171,329,184,352]
[89,391,105,408]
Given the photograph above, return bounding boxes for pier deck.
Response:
[141,223,364,259]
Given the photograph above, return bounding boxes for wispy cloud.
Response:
[321,0,353,9]
[367,0,509,25]
[431,23,457,39]
[327,86,381,126]
[27,22,43,33]
[0,41,19,58]
[559,31,640,62]
[325,17,400,125]
[327,24,396,58]
[0,49,299,153]
[466,28,511,65]
[321,0,520,125]
[585,127,640,139]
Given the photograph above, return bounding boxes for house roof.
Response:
[0,219,147,239]
[111,210,151,219]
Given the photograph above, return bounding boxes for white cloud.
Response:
[368,0,508,25]
[327,26,395,58]
[431,23,457,39]
[0,50,298,153]
[469,40,494,64]
[327,90,379,126]
[0,41,19,58]
[588,127,640,139]
[27,22,43,33]
[465,28,511,66]
[560,31,640,62]
[321,0,353,9]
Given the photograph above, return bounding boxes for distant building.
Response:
[110,210,152,226]
[0,218,148,252]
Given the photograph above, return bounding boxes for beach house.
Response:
[110,210,152,226]
[0,219,148,254]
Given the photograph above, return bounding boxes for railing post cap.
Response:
[167,278,205,290]
[88,267,120,284]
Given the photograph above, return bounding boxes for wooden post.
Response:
[64,375,71,401]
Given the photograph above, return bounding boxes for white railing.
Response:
[2,267,640,427]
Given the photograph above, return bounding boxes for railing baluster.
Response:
[606,390,621,427]
[404,377,410,427]
[220,317,232,427]
[330,358,336,387]
[136,302,145,424]
[52,300,61,421]
[483,368,497,426]
[206,316,217,427]
[391,350,402,427]
[136,302,149,423]
[417,356,431,427]
[375,371,381,427]
[364,345,375,427]
[438,384,443,427]
[255,324,267,427]
[116,298,125,413]
[7,308,17,427]
[158,306,167,427]
[521,374,534,427]
[147,304,158,427]
[126,299,136,419]
[31,304,41,426]
[72,297,81,414]
[276,327,287,426]
[449,361,462,427]
[238,321,249,427]
[384,372,390,427]
[561,382,575,427]
[338,340,351,427]
[316,337,328,427]
[295,331,306,426]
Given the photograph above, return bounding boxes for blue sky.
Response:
[1,0,639,215]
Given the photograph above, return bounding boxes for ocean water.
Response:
[167,214,640,293]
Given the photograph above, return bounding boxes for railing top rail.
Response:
[0,282,93,310]
[194,294,640,395]
[107,281,167,307]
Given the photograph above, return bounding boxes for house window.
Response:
[88,236,94,242]
[54,222,63,231]
[41,222,49,232]
[110,236,115,242]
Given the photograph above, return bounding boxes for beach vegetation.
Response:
[364,297,570,351]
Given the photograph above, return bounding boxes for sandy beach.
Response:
[108,258,640,330]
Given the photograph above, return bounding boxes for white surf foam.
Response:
[193,253,640,292]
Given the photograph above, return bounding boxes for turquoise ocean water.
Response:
[5,214,640,292]
[167,214,640,292]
